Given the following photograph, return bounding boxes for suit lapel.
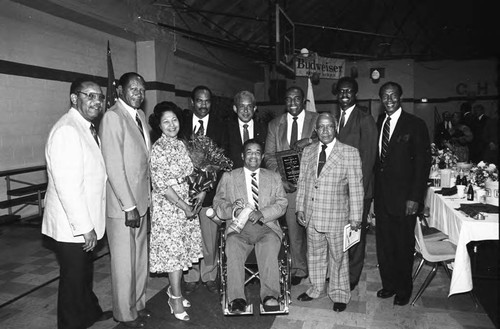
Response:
[258,169,270,206]
[234,168,248,200]
[278,115,289,148]
[116,102,148,154]
[318,141,341,178]
[388,111,408,152]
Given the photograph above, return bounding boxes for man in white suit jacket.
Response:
[42,79,111,328]
[99,72,151,328]
[213,139,288,313]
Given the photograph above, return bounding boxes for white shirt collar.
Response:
[118,98,139,119]
[193,114,209,134]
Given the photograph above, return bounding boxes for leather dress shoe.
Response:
[376,288,396,299]
[138,308,152,318]
[204,280,218,293]
[291,276,307,286]
[96,310,113,322]
[262,296,280,312]
[333,302,347,312]
[114,318,145,328]
[229,298,247,313]
[184,281,200,295]
[297,292,313,301]
[393,295,410,306]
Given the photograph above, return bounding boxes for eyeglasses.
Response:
[77,91,105,102]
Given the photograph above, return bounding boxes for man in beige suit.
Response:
[264,86,318,286]
[99,72,151,328]
[42,78,111,328]
[214,139,288,313]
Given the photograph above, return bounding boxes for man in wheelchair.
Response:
[213,139,288,314]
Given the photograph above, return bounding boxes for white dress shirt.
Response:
[287,110,306,144]
[338,104,355,132]
[192,114,209,136]
[239,119,254,143]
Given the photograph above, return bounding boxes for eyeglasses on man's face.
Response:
[77,91,106,102]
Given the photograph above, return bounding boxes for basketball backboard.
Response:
[275,4,295,78]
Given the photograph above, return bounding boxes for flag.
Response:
[306,77,316,112]
[105,41,118,111]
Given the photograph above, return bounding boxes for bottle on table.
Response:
[456,169,464,186]
[466,183,474,201]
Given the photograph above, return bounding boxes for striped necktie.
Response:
[135,113,145,140]
[381,116,391,162]
[90,123,99,146]
[251,173,259,210]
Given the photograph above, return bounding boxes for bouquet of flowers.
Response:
[470,161,498,188]
[430,143,458,169]
[186,134,233,198]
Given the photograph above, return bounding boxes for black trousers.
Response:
[54,239,103,329]
[348,198,372,285]
[375,206,416,299]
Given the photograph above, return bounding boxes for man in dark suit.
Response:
[264,86,318,286]
[374,81,431,306]
[334,77,378,291]
[226,91,267,169]
[180,85,229,294]
[434,111,452,149]
[100,72,152,328]
[470,104,489,163]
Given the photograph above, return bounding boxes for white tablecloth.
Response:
[425,187,499,296]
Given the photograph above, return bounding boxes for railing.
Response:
[0,165,47,224]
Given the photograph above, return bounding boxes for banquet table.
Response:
[424,187,499,296]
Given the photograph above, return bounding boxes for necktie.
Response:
[90,123,99,146]
[317,143,327,176]
[339,110,346,133]
[243,124,249,142]
[135,113,145,140]
[251,173,259,210]
[197,120,205,136]
[290,116,298,146]
[381,116,391,162]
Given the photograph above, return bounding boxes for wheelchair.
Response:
[217,221,291,316]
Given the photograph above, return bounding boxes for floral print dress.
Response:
[150,135,203,273]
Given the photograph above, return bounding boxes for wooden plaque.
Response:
[276,150,301,184]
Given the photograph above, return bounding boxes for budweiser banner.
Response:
[295,55,345,79]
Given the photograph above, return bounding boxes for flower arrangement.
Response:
[186,134,233,197]
[430,143,458,169]
[470,161,498,188]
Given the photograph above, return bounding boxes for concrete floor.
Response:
[0,223,495,329]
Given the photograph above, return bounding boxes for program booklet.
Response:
[343,224,361,252]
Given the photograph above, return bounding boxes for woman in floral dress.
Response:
[148,101,205,322]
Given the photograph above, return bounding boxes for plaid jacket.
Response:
[296,140,364,232]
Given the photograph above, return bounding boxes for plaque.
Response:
[275,150,301,184]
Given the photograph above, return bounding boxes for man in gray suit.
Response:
[264,86,318,286]
[99,72,151,328]
[214,139,288,313]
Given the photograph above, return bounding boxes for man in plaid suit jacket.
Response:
[296,113,364,312]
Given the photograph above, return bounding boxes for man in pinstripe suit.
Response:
[296,113,364,312]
